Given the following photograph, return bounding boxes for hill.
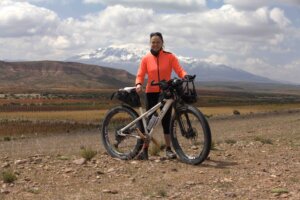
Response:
[1,60,300,97]
[0,60,135,92]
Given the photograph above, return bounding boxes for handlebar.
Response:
[151,75,196,87]
[151,75,196,90]
[184,75,196,81]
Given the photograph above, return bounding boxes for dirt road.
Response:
[1,110,300,199]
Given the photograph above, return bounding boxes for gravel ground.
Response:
[0,110,300,199]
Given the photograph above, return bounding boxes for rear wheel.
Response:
[170,105,211,165]
[101,106,143,160]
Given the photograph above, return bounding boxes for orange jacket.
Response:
[136,50,187,93]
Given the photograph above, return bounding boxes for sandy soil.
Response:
[0,110,300,200]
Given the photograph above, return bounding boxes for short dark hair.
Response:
[150,32,164,42]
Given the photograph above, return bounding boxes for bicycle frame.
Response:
[119,98,174,139]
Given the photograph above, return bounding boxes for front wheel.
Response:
[170,105,211,165]
[101,105,143,160]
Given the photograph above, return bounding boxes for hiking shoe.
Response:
[165,148,176,159]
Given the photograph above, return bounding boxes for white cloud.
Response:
[231,57,300,84]
[57,5,155,48]
[82,0,206,12]
[274,60,300,83]
[0,0,299,84]
[0,4,156,59]
[270,8,291,28]
[0,0,59,37]
[202,54,230,65]
[224,0,300,10]
[0,2,294,60]
[159,4,291,58]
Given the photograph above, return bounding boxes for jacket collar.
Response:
[150,49,162,57]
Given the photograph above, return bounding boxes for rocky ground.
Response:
[0,110,300,200]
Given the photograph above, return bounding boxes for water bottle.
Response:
[147,115,158,131]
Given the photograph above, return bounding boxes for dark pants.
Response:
[146,92,172,134]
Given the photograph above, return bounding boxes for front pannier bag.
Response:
[111,88,141,107]
[180,78,197,103]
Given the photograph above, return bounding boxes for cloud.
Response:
[156,4,292,58]
[58,5,155,48]
[0,0,59,37]
[237,57,300,83]
[0,1,299,84]
[82,0,206,12]
[202,54,230,65]
[270,8,291,28]
[0,4,156,59]
[224,0,300,10]
[0,2,294,60]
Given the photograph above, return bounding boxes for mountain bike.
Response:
[101,75,211,165]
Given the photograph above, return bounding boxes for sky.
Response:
[0,0,300,84]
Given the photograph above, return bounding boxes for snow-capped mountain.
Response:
[68,46,146,74]
[67,46,276,83]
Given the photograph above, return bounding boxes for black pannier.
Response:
[177,77,197,104]
[111,88,141,107]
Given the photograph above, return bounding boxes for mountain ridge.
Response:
[1,60,299,94]
[68,46,278,83]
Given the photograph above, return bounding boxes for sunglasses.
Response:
[150,32,163,38]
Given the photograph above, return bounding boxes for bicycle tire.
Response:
[170,105,211,165]
[101,105,143,160]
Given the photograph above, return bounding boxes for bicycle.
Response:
[101,75,211,165]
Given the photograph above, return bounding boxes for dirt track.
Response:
[0,110,300,199]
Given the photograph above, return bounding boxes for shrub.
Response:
[225,139,237,144]
[3,136,11,141]
[271,188,288,195]
[149,144,161,156]
[157,189,167,197]
[254,136,273,144]
[233,110,240,115]
[211,141,217,150]
[57,155,70,160]
[204,114,213,118]
[80,148,97,161]
[1,170,17,183]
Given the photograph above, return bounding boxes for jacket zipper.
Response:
[156,55,160,92]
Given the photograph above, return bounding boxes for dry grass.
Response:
[200,103,300,116]
[0,103,299,137]
[1,103,299,123]
[0,110,107,123]
[0,121,97,136]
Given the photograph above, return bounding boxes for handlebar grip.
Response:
[184,75,196,81]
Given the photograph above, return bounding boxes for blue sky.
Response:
[0,0,300,84]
